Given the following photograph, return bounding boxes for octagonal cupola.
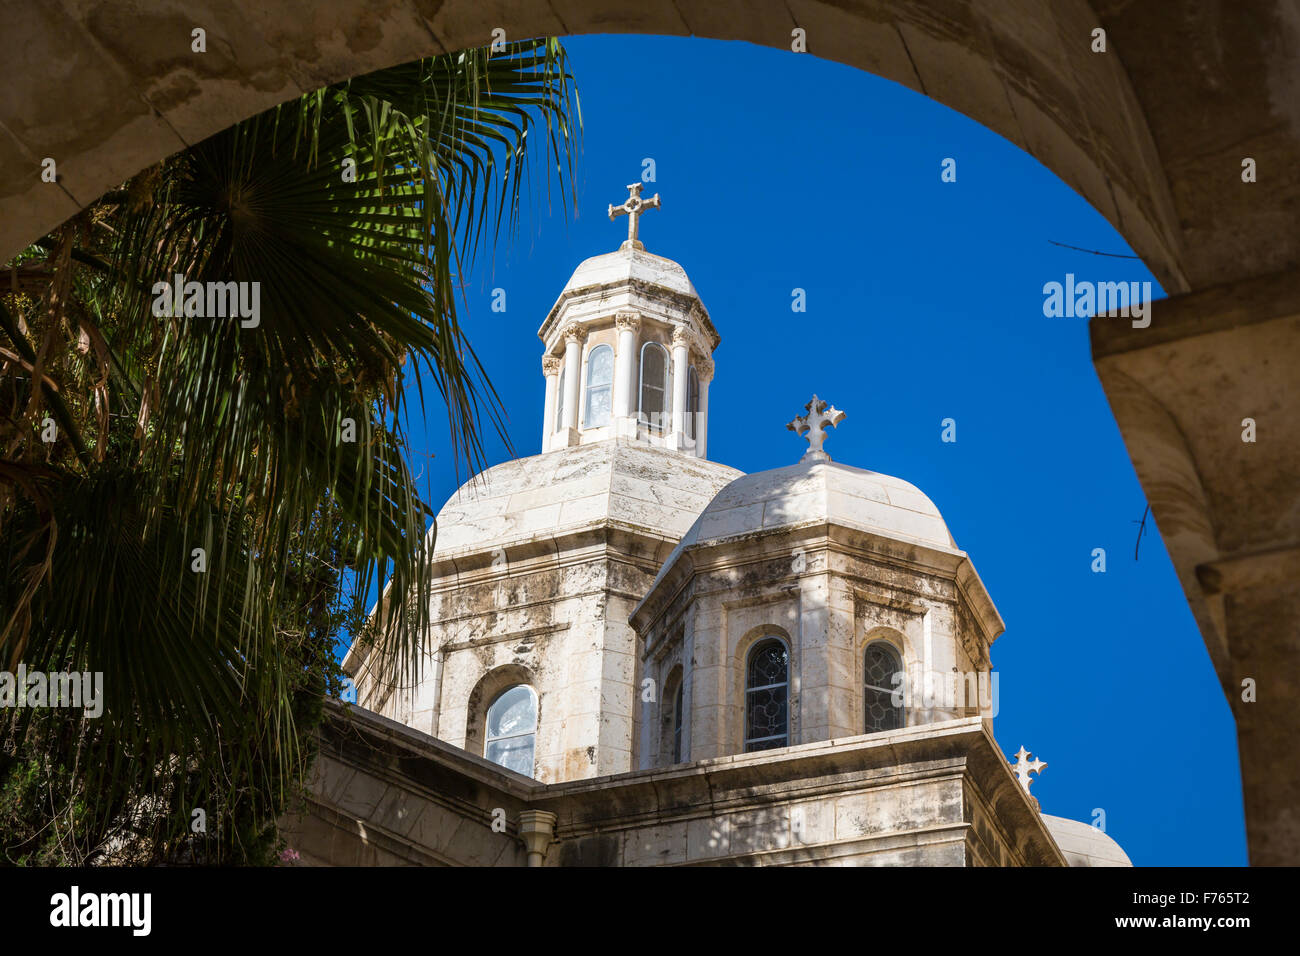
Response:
[537,185,719,457]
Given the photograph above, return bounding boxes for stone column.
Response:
[696,357,714,459]
[670,326,690,447]
[541,355,561,449]
[561,323,585,437]
[613,312,639,438]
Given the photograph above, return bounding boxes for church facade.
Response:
[285,188,1130,868]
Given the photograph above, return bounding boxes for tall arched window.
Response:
[639,342,669,430]
[554,367,566,432]
[583,344,614,428]
[484,685,537,776]
[864,642,904,733]
[685,365,700,440]
[744,638,789,752]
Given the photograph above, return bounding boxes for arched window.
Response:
[638,342,669,430]
[555,367,566,432]
[583,344,614,428]
[864,642,904,733]
[744,638,789,752]
[484,685,537,776]
[672,682,685,763]
[685,365,700,440]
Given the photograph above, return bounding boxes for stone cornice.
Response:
[632,520,972,635]
[309,706,1068,867]
[538,277,720,350]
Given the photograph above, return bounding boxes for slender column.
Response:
[670,326,690,446]
[696,357,713,459]
[561,323,586,433]
[613,312,639,438]
[541,355,561,448]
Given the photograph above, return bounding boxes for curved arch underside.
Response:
[3,0,1299,865]
[1,0,1297,294]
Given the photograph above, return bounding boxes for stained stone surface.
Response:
[432,439,743,556]
[557,247,699,301]
[344,439,743,786]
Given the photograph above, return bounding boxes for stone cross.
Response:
[608,183,661,249]
[1011,746,1047,797]
[787,394,845,462]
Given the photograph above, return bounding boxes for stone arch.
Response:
[858,623,911,669]
[0,2,1196,297]
[735,622,795,675]
[464,662,538,758]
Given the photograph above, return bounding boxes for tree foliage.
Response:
[0,39,579,864]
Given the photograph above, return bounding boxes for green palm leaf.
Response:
[0,37,580,863]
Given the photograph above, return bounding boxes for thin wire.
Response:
[1048,239,1143,260]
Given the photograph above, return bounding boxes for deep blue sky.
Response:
[377,34,1245,866]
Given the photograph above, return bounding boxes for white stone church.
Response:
[288,186,1131,867]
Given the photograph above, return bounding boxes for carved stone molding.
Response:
[670,325,690,348]
[615,311,641,332]
[562,322,588,344]
[696,357,715,382]
[542,355,562,376]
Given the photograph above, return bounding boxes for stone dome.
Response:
[1040,814,1134,866]
[558,246,699,300]
[430,439,743,557]
[669,458,959,555]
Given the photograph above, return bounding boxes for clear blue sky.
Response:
[373,34,1246,866]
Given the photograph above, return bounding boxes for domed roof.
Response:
[431,440,742,557]
[1040,814,1133,866]
[669,458,958,555]
[559,246,699,299]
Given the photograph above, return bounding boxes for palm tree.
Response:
[0,38,579,864]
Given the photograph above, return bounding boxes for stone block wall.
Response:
[638,524,1004,770]
[287,703,1066,868]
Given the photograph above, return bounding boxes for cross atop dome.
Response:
[788,395,846,462]
[1011,746,1047,800]
[608,183,661,250]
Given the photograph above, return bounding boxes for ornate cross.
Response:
[1011,746,1047,798]
[608,183,661,249]
[787,394,846,462]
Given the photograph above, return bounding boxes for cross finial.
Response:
[1011,746,1047,800]
[608,183,661,250]
[786,394,845,462]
